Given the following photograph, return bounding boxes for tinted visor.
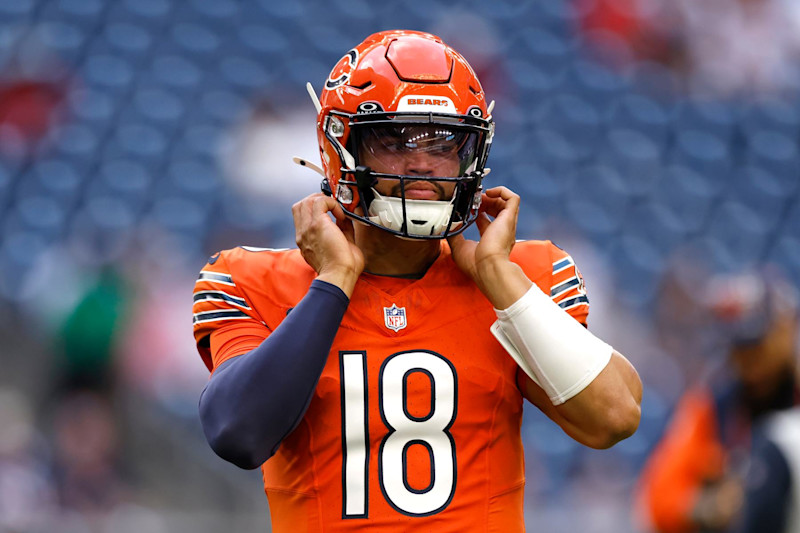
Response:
[353,124,481,178]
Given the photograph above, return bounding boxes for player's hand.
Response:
[448,186,531,309]
[292,193,364,297]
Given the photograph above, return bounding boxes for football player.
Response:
[193,30,642,531]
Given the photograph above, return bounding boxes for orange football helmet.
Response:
[310,30,494,239]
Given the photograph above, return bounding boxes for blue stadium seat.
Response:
[187,0,240,21]
[507,60,565,101]
[597,128,662,199]
[171,122,225,162]
[6,195,68,243]
[654,165,721,235]
[564,165,629,243]
[329,0,379,23]
[704,201,770,271]
[197,89,250,125]
[511,27,575,73]
[68,196,137,264]
[534,125,582,167]
[0,231,51,302]
[132,87,186,124]
[218,55,274,92]
[532,94,601,160]
[114,0,172,19]
[39,0,104,27]
[102,21,153,57]
[743,130,800,185]
[672,98,738,142]
[156,159,222,205]
[86,158,154,215]
[67,88,117,130]
[0,0,36,22]
[0,162,14,211]
[729,165,790,231]
[170,22,223,58]
[149,196,209,233]
[740,97,800,138]
[768,200,800,280]
[31,158,85,202]
[105,122,170,161]
[669,129,733,182]
[255,0,306,20]
[606,234,666,309]
[624,201,687,255]
[605,93,671,146]
[628,60,680,100]
[38,20,87,65]
[238,24,290,58]
[83,53,136,91]
[147,54,204,90]
[564,59,630,107]
[47,123,101,160]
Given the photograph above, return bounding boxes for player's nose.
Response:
[402,150,437,175]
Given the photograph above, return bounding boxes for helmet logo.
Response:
[325,49,358,90]
[357,101,383,113]
[397,95,456,114]
[384,304,407,332]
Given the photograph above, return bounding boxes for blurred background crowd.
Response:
[1,0,799,531]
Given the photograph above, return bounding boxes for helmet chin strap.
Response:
[367,188,459,237]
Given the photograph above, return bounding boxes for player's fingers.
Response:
[475,212,492,235]
[336,213,356,244]
[481,189,519,219]
[447,232,467,255]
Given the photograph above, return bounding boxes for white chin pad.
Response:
[368,189,457,236]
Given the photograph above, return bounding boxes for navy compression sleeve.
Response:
[199,279,349,469]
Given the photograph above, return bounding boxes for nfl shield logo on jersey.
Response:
[384,304,407,332]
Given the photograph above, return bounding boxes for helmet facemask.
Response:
[328,110,492,239]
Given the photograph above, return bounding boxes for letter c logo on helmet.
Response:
[325,49,358,90]
[307,30,495,240]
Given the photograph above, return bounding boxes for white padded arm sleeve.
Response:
[491,284,613,405]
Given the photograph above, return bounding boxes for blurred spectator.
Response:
[575,0,681,69]
[0,387,57,532]
[220,97,319,207]
[734,406,800,533]
[668,0,800,96]
[635,269,800,532]
[50,391,130,528]
[56,266,130,394]
[0,25,73,158]
[575,0,800,96]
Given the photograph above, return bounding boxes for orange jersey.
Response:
[193,240,590,532]
[634,389,730,533]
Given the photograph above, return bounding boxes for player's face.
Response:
[730,314,798,399]
[357,125,464,201]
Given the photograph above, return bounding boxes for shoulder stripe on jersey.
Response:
[551,276,580,299]
[552,256,574,275]
[196,271,234,286]
[558,295,589,311]
[193,309,250,324]
[239,246,290,252]
[193,290,250,309]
